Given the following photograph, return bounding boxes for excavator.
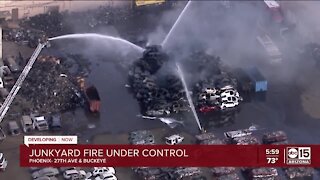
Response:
[0,36,50,130]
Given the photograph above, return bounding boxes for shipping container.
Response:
[246,67,267,92]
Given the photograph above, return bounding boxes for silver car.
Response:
[32,167,59,179]
[34,176,58,180]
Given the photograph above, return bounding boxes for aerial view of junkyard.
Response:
[0,0,320,179]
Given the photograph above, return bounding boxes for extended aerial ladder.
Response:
[0,40,49,123]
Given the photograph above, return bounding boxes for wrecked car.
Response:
[8,121,21,136]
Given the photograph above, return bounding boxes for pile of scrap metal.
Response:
[128,130,155,145]
[211,167,239,180]
[20,11,70,37]
[284,167,314,179]
[244,167,278,180]
[20,55,84,113]
[2,27,46,48]
[128,45,190,116]
[173,167,203,180]
[133,167,174,180]
[195,132,224,145]
[188,52,242,113]
[224,125,260,145]
[132,167,204,180]
[19,6,132,37]
[262,130,288,144]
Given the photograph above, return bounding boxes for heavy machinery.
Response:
[0,39,50,124]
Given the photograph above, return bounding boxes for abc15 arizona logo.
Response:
[286,147,311,165]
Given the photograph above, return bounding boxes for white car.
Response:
[92,167,115,177]
[63,169,86,179]
[220,89,240,98]
[165,134,184,145]
[32,115,49,131]
[220,85,234,91]
[0,153,8,170]
[94,173,117,180]
[221,95,238,103]
[220,101,238,110]
[0,78,4,88]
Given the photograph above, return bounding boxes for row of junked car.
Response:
[8,113,62,136]
[197,85,243,113]
[30,167,117,180]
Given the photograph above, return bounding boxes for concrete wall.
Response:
[0,1,131,19]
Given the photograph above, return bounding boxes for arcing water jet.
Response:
[49,33,145,52]
[161,1,192,48]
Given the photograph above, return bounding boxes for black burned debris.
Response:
[128,47,243,118]
[128,45,190,116]
[20,55,84,113]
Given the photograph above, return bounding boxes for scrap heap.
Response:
[133,167,173,180]
[132,165,204,179]
[224,126,260,145]
[262,131,288,144]
[284,167,314,179]
[128,48,243,118]
[2,28,46,48]
[173,167,202,179]
[128,130,155,145]
[195,132,224,145]
[188,52,242,113]
[20,55,84,113]
[211,167,239,180]
[246,167,279,180]
[128,45,191,116]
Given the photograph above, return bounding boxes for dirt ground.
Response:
[301,70,320,119]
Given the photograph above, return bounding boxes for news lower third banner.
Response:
[20,145,320,167]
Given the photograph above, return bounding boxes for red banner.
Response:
[20,145,320,167]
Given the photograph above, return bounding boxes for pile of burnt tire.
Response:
[20,55,84,113]
[128,45,190,116]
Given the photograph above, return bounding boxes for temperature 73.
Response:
[267,157,278,164]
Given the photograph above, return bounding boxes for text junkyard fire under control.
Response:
[29,148,189,158]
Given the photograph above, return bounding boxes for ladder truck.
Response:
[0,39,49,124]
